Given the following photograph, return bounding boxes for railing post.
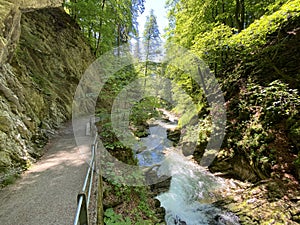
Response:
[77,193,88,225]
[74,117,102,225]
[90,117,96,137]
[96,140,104,225]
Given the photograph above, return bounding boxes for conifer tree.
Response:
[143,9,161,77]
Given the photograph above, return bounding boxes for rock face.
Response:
[0,2,94,185]
[0,0,63,65]
[219,179,300,225]
[0,0,21,65]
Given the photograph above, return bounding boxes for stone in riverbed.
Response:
[167,128,181,144]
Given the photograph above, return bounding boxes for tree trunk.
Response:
[222,0,225,24]
[241,0,245,30]
[70,0,77,20]
[117,24,121,57]
[95,0,106,55]
[235,0,245,32]
[144,37,151,88]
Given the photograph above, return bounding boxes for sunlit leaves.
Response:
[166,0,299,76]
[65,0,145,55]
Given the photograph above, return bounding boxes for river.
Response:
[133,119,240,225]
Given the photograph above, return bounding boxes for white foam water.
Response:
[156,151,240,225]
[134,120,240,225]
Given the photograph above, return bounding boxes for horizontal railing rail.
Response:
[73,118,98,225]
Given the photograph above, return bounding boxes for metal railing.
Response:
[73,118,98,225]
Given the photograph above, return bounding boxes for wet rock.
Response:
[154,198,166,222]
[145,168,171,196]
[174,218,187,225]
[167,128,181,144]
[209,153,261,182]
[150,177,171,196]
[182,142,198,156]
[142,165,171,221]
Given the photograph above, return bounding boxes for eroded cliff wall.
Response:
[0,2,94,185]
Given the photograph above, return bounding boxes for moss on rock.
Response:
[0,6,94,186]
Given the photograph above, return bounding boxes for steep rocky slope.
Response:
[0,2,94,186]
[208,13,300,182]
[205,6,300,224]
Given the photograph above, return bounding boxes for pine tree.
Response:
[143,9,161,77]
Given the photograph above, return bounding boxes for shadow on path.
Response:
[0,119,93,225]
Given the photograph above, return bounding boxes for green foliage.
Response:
[103,162,160,224]
[289,121,300,150]
[240,80,299,124]
[167,0,299,76]
[103,162,142,189]
[164,0,300,182]
[104,208,132,225]
[128,62,173,136]
[129,97,163,137]
[228,0,300,54]
[143,9,160,41]
[295,152,300,168]
[104,208,155,225]
[181,116,212,148]
[96,65,139,164]
[223,79,300,177]
[96,62,163,225]
[237,119,275,163]
[192,23,234,73]
[166,0,289,48]
[96,62,162,224]
[64,0,145,55]
[130,97,161,122]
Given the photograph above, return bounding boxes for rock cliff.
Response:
[0,1,94,185]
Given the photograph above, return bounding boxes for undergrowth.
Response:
[96,63,163,224]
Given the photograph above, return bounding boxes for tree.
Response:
[143,9,161,77]
[64,0,146,56]
[235,0,245,32]
[165,0,289,75]
[166,0,286,49]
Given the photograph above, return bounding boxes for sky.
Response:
[137,0,168,38]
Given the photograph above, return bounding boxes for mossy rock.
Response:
[0,111,12,132]
[166,128,181,144]
[0,151,12,171]
[0,6,94,186]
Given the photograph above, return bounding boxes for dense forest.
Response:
[165,0,300,179]
[66,0,300,224]
[0,0,299,224]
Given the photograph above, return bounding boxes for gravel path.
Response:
[0,118,93,225]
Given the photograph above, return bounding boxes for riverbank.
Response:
[219,178,300,224]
